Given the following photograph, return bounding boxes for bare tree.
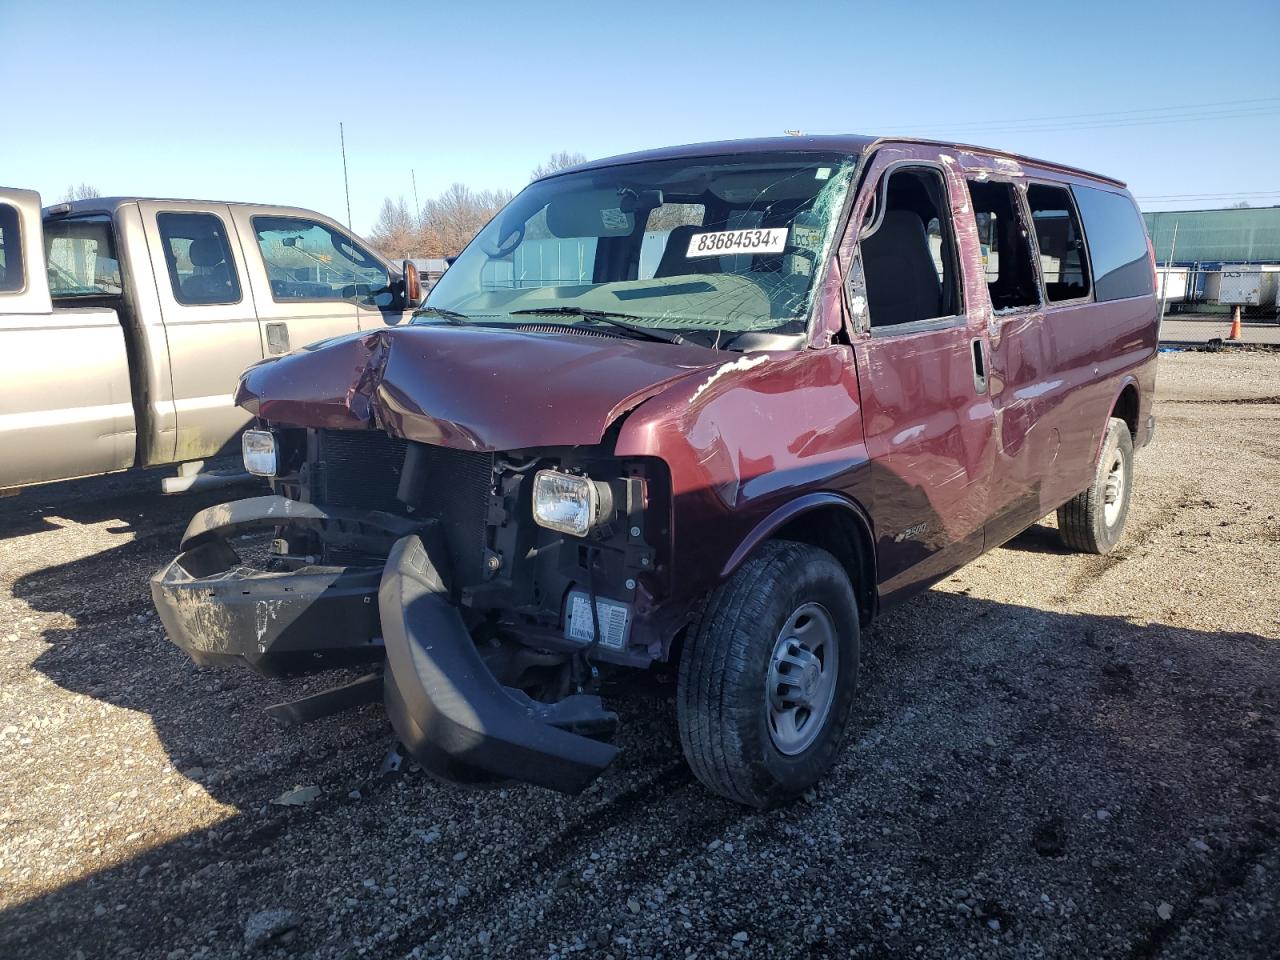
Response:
[367,196,418,260]
[418,183,513,257]
[60,183,102,201]
[1232,200,1252,209]
[529,151,587,181]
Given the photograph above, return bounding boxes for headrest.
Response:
[188,236,225,267]
[868,209,927,247]
[655,225,704,277]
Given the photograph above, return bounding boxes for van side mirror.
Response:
[401,259,424,308]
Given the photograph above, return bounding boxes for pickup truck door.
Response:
[228,206,398,360]
[842,148,998,606]
[0,196,135,489]
[136,201,262,461]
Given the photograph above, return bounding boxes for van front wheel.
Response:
[1057,416,1134,555]
[676,540,860,808]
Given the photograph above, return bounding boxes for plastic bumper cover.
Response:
[380,534,619,794]
[150,495,417,675]
[151,497,620,793]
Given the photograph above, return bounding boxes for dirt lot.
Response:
[1,351,1277,960]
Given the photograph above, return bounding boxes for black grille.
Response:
[314,429,494,579]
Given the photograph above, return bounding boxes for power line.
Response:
[887,96,1280,132]
[1137,191,1280,200]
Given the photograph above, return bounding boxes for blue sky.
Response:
[3,0,1277,235]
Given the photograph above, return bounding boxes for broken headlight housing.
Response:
[531,469,613,537]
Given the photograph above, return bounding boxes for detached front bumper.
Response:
[150,496,414,675]
[151,495,618,793]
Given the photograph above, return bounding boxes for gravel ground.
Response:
[1,352,1277,960]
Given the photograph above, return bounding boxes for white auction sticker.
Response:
[686,227,789,258]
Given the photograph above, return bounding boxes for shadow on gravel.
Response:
[996,521,1074,555]
[0,458,255,540]
[6,549,1279,957]
[3,457,1278,959]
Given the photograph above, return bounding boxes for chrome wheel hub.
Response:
[1103,452,1125,526]
[767,602,838,756]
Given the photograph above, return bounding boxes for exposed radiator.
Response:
[313,429,493,580]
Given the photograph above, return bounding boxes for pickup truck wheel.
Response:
[676,540,860,808]
[1057,416,1134,555]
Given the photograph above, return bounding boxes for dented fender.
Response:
[616,345,872,598]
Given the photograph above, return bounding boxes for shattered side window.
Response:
[965,180,1040,313]
[860,167,962,328]
[1026,183,1090,302]
[0,203,23,294]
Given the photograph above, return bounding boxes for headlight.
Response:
[242,429,278,477]
[532,469,611,537]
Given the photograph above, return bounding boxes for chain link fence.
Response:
[1157,264,1280,323]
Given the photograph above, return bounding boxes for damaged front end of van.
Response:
[151,324,728,793]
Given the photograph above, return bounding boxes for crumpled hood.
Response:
[235,325,725,451]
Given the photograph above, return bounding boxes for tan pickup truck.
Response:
[0,187,423,492]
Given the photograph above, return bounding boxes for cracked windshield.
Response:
[423,152,857,340]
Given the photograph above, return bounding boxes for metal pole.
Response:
[339,122,353,230]
[411,169,420,219]
[1158,221,1178,330]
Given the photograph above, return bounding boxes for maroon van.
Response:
[152,136,1157,807]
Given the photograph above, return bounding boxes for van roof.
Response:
[554,134,1127,188]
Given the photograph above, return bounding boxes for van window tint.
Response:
[861,167,961,328]
[45,216,123,298]
[966,180,1040,312]
[158,212,242,305]
[1026,184,1090,302]
[0,203,23,293]
[1072,185,1153,301]
[253,217,392,306]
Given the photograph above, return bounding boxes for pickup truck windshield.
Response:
[424,151,857,337]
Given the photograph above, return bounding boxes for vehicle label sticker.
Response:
[566,591,629,650]
[600,207,630,232]
[686,228,789,258]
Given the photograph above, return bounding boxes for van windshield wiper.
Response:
[509,306,687,345]
[413,305,472,324]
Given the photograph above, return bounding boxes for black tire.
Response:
[1057,417,1134,555]
[676,540,860,808]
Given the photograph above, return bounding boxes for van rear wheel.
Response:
[1057,417,1134,555]
[676,540,860,808]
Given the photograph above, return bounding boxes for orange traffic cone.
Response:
[1228,306,1243,341]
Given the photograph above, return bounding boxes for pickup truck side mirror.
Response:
[401,259,425,308]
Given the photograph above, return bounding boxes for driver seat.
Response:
[655,225,721,278]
